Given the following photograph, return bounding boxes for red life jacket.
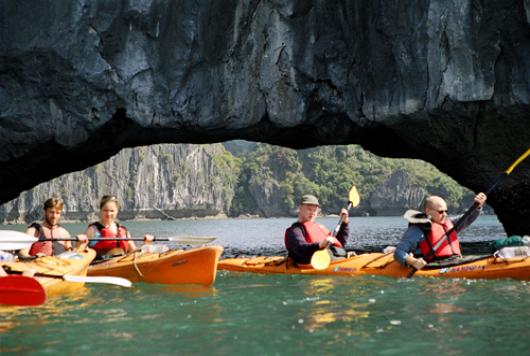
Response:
[28,223,68,256]
[419,220,461,261]
[89,222,129,255]
[284,221,343,248]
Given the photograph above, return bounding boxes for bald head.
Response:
[424,196,445,210]
[423,196,448,224]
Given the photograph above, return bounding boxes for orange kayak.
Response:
[1,249,96,295]
[218,253,530,280]
[88,246,224,286]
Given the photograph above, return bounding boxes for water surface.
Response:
[1,216,527,355]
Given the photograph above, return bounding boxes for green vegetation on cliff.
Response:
[0,142,475,222]
[229,143,473,216]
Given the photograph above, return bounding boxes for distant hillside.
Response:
[228,143,476,217]
[0,142,480,223]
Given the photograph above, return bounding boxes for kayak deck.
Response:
[218,252,530,280]
[88,246,224,286]
[1,249,96,295]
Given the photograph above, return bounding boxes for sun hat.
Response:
[300,194,320,206]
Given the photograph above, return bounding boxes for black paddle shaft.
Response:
[332,201,353,237]
[2,266,66,280]
[32,237,161,242]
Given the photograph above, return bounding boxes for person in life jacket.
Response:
[284,194,350,264]
[394,192,487,270]
[85,195,154,259]
[21,198,88,258]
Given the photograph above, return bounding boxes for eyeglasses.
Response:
[428,207,448,214]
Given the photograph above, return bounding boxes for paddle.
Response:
[407,147,530,278]
[0,230,216,251]
[310,186,360,270]
[0,275,47,306]
[3,268,132,287]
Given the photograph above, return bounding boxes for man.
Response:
[285,194,349,264]
[394,192,487,270]
[21,198,88,257]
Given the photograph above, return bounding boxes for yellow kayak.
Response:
[1,249,96,296]
[218,252,530,280]
[88,246,224,286]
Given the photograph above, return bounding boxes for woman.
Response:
[86,195,153,259]
[24,198,88,257]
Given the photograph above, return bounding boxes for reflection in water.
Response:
[420,279,467,315]
[430,303,465,314]
[161,284,218,299]
[300,278,370,333]
[0,286,92,334]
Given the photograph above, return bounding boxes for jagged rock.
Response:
[247,175,288,217]
[368,170,426,216]
[0,144,236,223]
[0,1,529,233]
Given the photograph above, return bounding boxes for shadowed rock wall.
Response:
[0,0,529,234]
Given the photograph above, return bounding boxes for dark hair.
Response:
[100,195,120,210]
[43,197,64,211]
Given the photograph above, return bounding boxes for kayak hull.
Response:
[1,249,96,295]
[218,253,530,280]
[88,246,224,286]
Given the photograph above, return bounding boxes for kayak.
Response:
[88,246,224,286]
[218,253,530,280]
[1,249,96,296]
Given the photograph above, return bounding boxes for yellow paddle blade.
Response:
[505,147,530,175]
[310,249,331,270]
[348,186,360,207]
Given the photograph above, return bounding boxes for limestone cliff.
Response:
[366,170,426,216]
[0,144,238,223]
[0,1,529,233]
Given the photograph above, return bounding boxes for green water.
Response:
[1,274,529,355]
[1,216,528,355]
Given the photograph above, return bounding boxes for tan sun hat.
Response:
[300,194,320,206]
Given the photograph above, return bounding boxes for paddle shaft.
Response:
[6,269,74,280]
[332,202,353,237]
[311,199,355,270]
[14,237,212,243]
[3,268,131,287]
[407,148,530,278]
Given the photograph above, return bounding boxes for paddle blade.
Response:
[0,276,46,306]
[0,230,37,250]
[311,249,331,270]
[506,147,530,175]
[165,236,217,245]
[62,275,132,288]
[348,186,360,208]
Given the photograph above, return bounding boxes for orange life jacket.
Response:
[89,222,129,255]
[284,221,343,248]
[28,223,68,256]
[419,220,461,261]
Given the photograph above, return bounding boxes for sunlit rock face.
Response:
[0,0,529,234]
[0,144,236,223]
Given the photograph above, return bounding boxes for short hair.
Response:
[100,195,120,210]
[43,197,64,211]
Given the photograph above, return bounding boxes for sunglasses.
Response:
[428,207,448,214]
